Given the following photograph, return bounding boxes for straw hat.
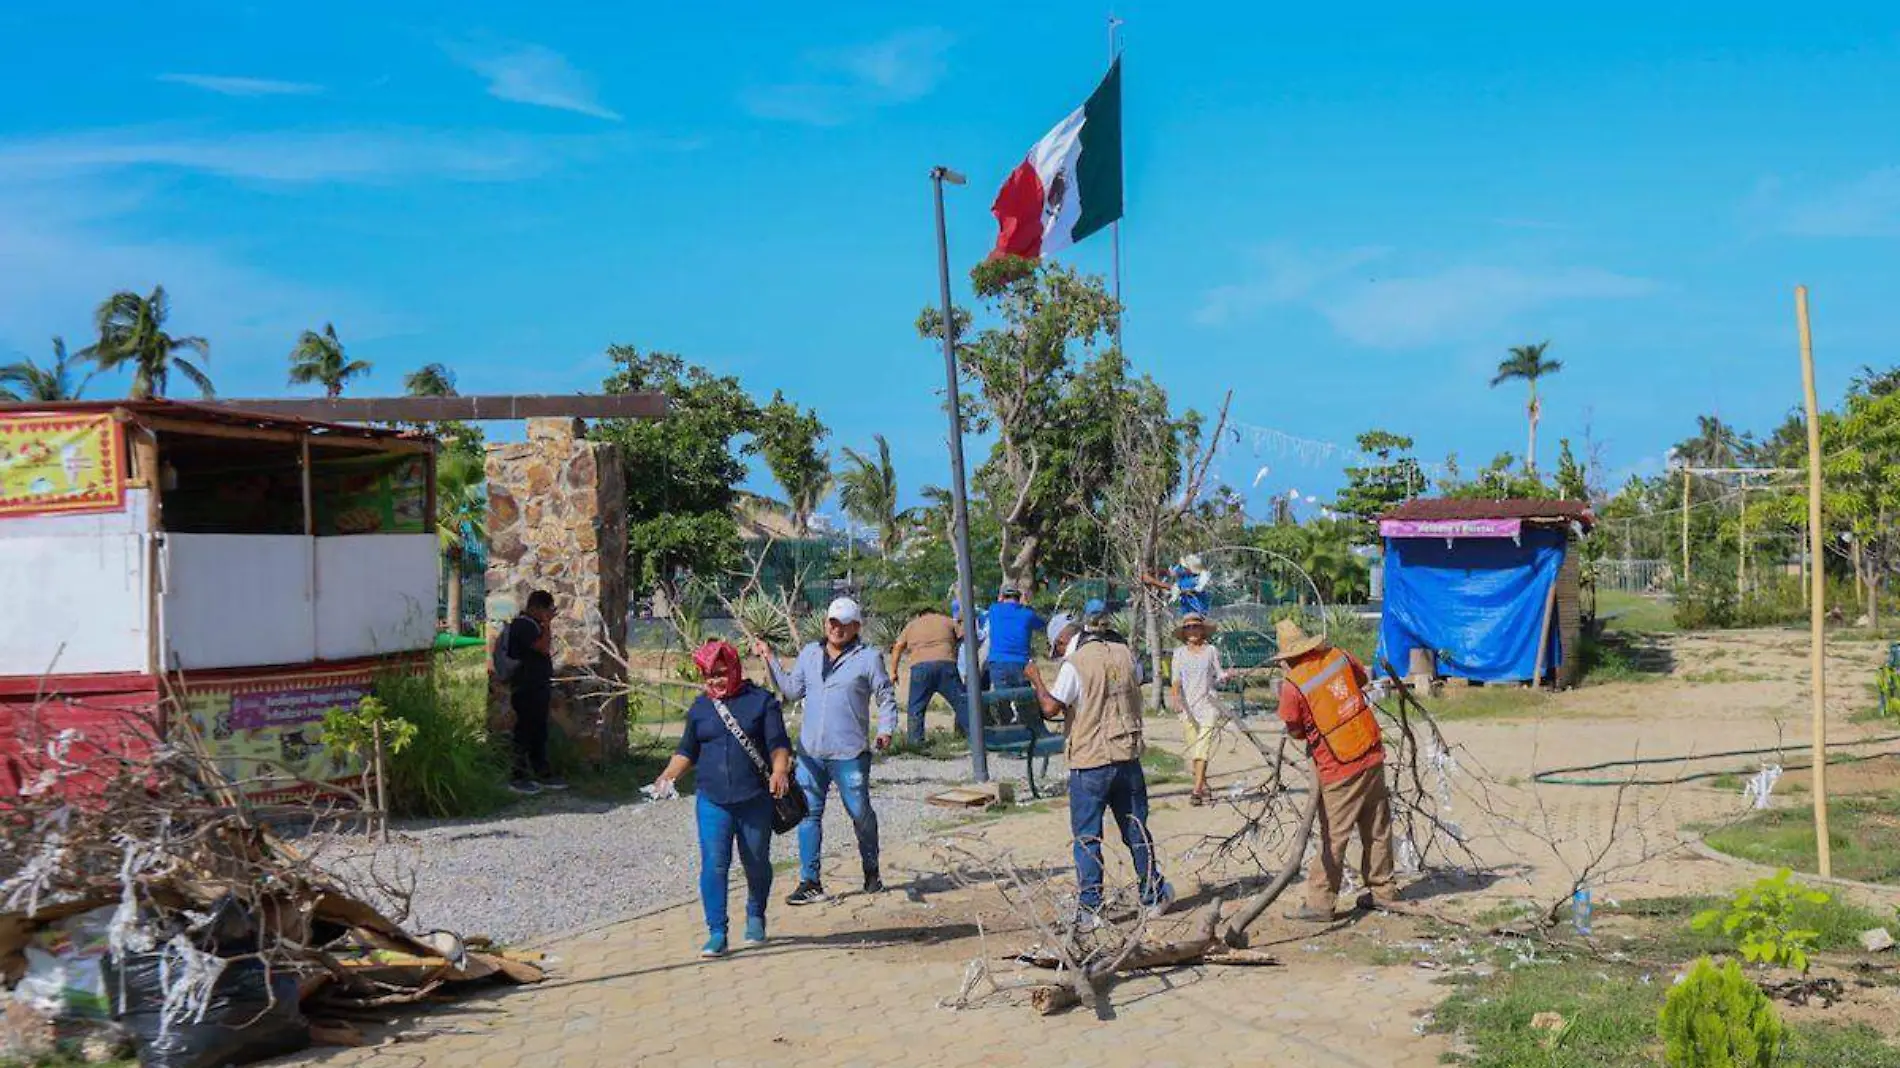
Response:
[1173,613,1218,641]
[1270,619,1328,662]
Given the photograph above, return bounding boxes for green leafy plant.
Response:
[318,696,418,762]
[371,669,512,818]
[1692,868,1830,974]
[1658,956,1784,1068]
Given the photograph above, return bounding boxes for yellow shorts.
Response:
[1182,717,1218,762]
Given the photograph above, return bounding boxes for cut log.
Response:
[1030,984,1082,1015]
[1222,761,1322,947]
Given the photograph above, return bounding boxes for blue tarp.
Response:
[1377,530,1566,683]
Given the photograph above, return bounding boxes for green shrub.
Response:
[373,668,511,818]
[1692,868,1829,974]
[1659,956,1783,1068]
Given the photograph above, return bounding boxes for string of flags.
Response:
[1221,419,1451,479]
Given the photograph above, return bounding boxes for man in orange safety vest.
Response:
[1273,619,1399,921]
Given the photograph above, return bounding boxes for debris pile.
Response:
[2,703,542,1066]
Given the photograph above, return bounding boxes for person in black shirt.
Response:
[503,589,564,793]
[654,639,792,957]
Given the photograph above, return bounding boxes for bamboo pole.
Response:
[1796,284,1831,878]
[1680,466,1692,585]
[1531,562,1560,689]
[1737,474,1748,600]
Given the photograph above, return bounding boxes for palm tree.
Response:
[405,362,458,397]
[1678,415,1744,469]
[1490,341,1562,476]
[836,434,900,552]
[81,286,213,399]
[435,451,487,635]
[0,338,91,402]
[288,323,371,398]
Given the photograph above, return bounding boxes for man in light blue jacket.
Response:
[755,597,898,904]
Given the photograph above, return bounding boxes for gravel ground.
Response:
[315,752,1066,947]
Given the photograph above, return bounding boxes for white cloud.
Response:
[1321,265,1657,348]
[0,127,566,184]
[157,73,324,97]
[1767,168,1900,238]
[743,28,953,126]
[448,41,620,121]
[1193,245,1388,326]
[1195,244,1656,348]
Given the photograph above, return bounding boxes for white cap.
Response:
[825,597,863,625]
[1046,612,1077,649]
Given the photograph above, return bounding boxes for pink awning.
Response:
[1379,517,1523,539]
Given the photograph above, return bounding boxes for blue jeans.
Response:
[696,794,774,936]
[795,752,880,884]
[1069,760,1165,910]
[988,662,1031,726]
[907,661,969,742]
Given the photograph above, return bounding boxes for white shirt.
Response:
[1049,659,1083,709]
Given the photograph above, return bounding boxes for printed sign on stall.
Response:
[0,413,125,518]
[183,667,375,800]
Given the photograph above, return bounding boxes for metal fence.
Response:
[1592,558,1671,594]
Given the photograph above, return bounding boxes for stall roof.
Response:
[1381,497,1594,532]
[0,400,433,448]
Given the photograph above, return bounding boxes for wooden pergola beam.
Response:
[209,394,668,423]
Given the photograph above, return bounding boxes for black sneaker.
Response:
[785,881,826,906]
[538,778,571,791]
[863,868,885,895]
[506,779,542,796]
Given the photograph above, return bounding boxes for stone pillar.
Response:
[484,417,629,763]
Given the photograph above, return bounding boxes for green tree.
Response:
[400,361,484,466]
[588,346,761,599]
[0,337,90,402]
[1554,438,1589,501]
[404,362,458,397]
[917,256,1120,591]
[756,392,830,537]
[1334,429,1424,529]
[1677,414,1748,470]
[288,323,371,398]
[1490,341,1561,475]
[81,285,213,399]
[435,450,486,634]
[836,433,901,553]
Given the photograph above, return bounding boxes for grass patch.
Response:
[1141,745,1186,784]
[1703,792,1900,885]
[1596,591,1680,635]
[1577,631,1670,684]
[880,728,975,762]
[1429,686,1550,722]
[1681,668,1777,684]
[375,665,513,819]
[1433,955,1900,1068]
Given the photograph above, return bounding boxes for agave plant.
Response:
[864,611,905,652]
[733,593,797,652]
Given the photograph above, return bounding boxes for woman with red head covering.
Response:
[653,639,792,957]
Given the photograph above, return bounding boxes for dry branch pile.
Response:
[1,699,542,1063]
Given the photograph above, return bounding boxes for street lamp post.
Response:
[931,165,989,784]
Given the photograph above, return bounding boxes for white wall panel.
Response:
[162,535,315,671]
[0,534,149,676]
[315,535,437,660]
[0,490,147,539]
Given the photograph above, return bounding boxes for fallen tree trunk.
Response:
[1221,761,1321,948]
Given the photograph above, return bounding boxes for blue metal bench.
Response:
[979,685,1065,799]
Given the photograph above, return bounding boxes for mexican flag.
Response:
[990,58,1123,260]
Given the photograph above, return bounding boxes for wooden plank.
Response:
[209,393,668,423]
[121,411,433,452]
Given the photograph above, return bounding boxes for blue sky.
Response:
[3,2,1898,516]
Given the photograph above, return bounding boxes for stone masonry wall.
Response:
[485,418,629,762]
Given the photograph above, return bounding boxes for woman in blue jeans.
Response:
[653,640,792,958]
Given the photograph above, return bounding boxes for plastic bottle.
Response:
[1572,885,1593,936]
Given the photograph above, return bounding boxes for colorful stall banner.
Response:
[1379,517,1523,539]
[182,665,384,800]
[0,413,124,519]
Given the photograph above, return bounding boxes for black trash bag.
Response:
[108,951,310,1068]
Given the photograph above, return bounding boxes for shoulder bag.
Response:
[712,698,807,834]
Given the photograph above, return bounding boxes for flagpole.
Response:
[1108,13,1124,352]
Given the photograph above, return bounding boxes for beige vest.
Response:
[1062,639,1145,770]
